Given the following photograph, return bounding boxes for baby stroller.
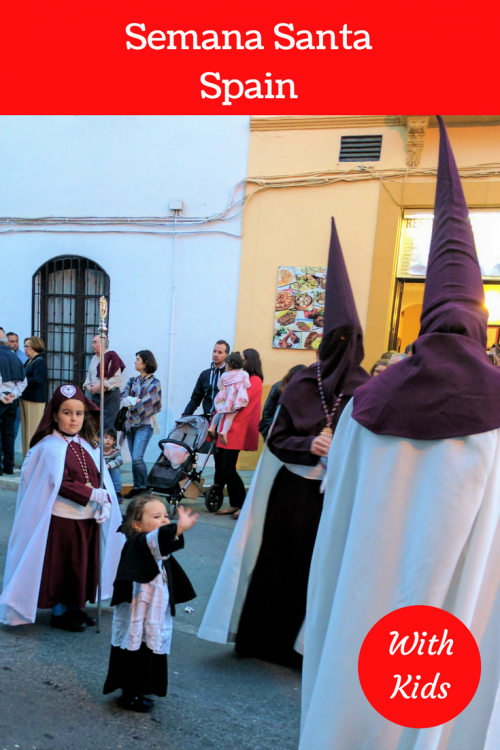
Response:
[146,415,224,518]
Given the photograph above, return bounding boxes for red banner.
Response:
[1,0,498,113]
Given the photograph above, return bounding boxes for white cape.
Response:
[0,432,124,626]
[197,445,282,643]
[300,400,500,750]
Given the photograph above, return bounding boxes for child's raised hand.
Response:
[176,506,199,535]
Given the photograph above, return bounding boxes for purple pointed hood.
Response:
[352,116,500,440]
[322,216,361,335]
[419,116,488,344]
[279,218,370,437]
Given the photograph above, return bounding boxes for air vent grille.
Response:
[339,135,382,162]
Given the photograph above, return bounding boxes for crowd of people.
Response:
[2,117,500,747]
[0,332,265,515]
[0,322,428,511]
[182,341,263,519]
[0,328,419,492]
[0,330,49,473]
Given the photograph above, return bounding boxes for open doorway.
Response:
[389,209,500,352]
[389,281,500,352]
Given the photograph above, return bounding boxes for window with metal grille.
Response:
[32,256,110,399]
[339,135,383,162]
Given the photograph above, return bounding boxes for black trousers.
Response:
[213,448,225,491]
[0,400,17,473]
[214,448,246,508]
[91,388,121,431]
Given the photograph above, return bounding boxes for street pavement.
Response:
[0,485,301,750]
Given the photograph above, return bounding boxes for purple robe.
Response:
[38,446,99,609]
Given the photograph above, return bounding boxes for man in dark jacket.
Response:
[183,341,230,417]
[183,340,230,493]
[0,332,27,475]
[7,332,28,445]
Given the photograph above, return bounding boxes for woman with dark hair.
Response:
[214,348,263,519]
[20,336,48,456]
[241,348,264,380]
[259,364,308,441]
[121,351,162,499]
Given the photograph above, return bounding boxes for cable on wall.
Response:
[0,163,499,235]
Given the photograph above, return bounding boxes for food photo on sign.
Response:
[273,266,326,350]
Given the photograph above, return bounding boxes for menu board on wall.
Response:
[397,211,500,279]
[273,266,326,350]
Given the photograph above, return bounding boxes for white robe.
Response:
[300,400,500,750]
[0,432,124,626]
[197,445,282,644]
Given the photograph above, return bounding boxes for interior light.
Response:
[485,289,500,324]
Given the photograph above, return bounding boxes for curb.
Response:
[0,475,21,491]
[1,479,250,494]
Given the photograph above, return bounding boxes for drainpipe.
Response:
[165,200,183,433]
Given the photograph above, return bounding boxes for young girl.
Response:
[104,427,123,502]
[103,494,197,712]
[208,352,250,445]
[0,384,123,631]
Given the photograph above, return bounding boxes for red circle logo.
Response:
[358,605,481,728]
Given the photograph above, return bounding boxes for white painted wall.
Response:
[0,115,250,460]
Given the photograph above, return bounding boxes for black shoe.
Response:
[117,494,123,505]
[122,488,140,500]
[3,468,14,475]
[74,608,97,626]
[118,695,154,713]
[50,611,86,633]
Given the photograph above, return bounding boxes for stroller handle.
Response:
[158,438,195,456]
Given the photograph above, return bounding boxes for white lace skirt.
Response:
[111,574,173,655]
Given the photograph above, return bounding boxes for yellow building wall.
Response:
[233,125,397,385]
[234,117,500,469]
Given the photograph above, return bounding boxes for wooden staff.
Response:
[97,295,108,633]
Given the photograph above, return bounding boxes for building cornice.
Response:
[250,115,500,167]
[250,115,500,132]
[250,116,403,131]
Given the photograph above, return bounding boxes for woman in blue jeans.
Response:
[120,350,161,499]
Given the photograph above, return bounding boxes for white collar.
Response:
[54,431,80,443]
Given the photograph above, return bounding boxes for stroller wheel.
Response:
[205,484,224,513]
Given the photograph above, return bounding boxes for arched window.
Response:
[33,256,110,397]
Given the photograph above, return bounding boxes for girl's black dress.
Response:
[103,523,195,698]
